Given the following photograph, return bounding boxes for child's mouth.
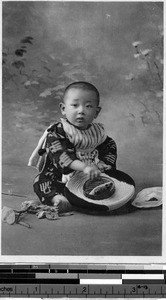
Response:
[76,118,84,122]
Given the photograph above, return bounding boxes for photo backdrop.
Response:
[3,2,163,197]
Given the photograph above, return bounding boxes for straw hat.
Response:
[132,187,162,208]
[65,170,135,212]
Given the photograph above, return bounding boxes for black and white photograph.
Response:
[2,0,164,262]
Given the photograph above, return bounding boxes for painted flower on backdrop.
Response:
[132,41,142,47]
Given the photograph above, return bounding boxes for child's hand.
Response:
[97,161,112,172]
[83,165,101,180]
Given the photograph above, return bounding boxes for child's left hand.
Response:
[97,161,112,172]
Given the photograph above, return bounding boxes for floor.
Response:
[2,193,162,256]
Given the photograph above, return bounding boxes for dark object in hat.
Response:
[83,176,115,200]
[65,170,135,212]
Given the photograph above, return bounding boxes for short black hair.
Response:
[63,81,100,105]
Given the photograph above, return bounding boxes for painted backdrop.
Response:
[3,2,163,198]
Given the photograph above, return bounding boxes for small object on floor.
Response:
[18,221,31,228]
[21,199,41,210]
[2,206,31,228]
[36,209,59,220]
[21,198,74,220]
[45,212,59,220]
[132,187,162,208]
[2,206,16,225]
[36,211,45,219]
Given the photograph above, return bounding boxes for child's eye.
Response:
[71,104,77,107]
[86,105,93,108]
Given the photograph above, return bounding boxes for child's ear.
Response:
[59,102,66,115]
[95,106,101,118]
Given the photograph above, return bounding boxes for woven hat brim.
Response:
[66,172,135,211]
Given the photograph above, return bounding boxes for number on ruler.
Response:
[82,287,87,294]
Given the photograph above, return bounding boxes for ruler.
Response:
[0,264,166,298]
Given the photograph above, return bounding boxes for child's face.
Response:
[60,88,101,129]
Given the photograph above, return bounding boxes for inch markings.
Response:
[0,284,166,297]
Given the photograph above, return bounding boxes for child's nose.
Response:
[78,106,85,114]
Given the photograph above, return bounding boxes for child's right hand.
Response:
[83,165,101,180]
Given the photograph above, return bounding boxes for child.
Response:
[28,81,117,206]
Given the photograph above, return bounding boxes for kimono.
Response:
[28,118,117,205]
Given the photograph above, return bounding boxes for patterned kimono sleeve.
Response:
[96,136,117,169]
[45,123,77,174]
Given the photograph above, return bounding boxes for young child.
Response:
[28,81,117,206]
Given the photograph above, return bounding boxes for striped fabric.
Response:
[50,140,63,153]
[59,152,74,168]
[60,118,107,165]
[61,118,107,152]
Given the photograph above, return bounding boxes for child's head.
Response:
[60,81,101,129]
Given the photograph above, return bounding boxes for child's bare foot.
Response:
[52,195,72,213]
